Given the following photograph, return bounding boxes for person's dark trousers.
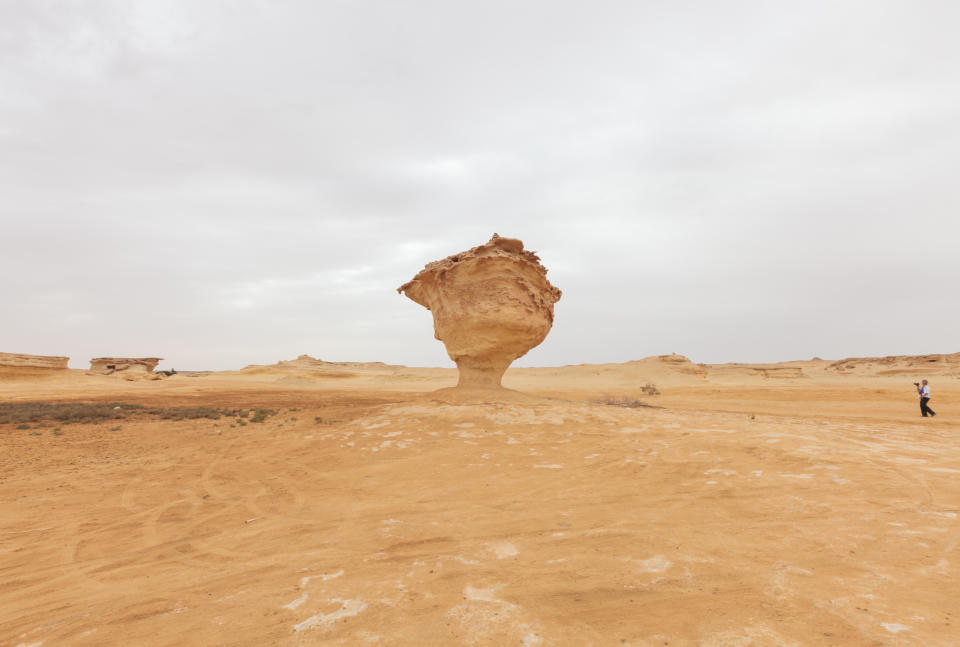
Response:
[920,397,936,417]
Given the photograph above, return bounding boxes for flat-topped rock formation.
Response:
[399,234,561,388]
[0,352,69,370]
[89,357,162,375]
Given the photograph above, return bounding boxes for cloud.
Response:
[2,1,958,369]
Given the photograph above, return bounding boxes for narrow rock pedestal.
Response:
[398,234,561,389]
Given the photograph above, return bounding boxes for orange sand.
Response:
[1,355,958,645]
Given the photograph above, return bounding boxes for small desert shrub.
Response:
[149,406,224,421]
[52,428,63,436]
[29,431,42,436]
[15,423,30,430]
[250,408,276,423]
[640,383,660,396]
[110,426,122,431]
[314,416,324,424]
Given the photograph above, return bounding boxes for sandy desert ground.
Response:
[1,353,958,646]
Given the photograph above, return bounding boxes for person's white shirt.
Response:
[919,384,931,398]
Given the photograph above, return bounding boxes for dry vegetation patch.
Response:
[591,395,663,409]
[0,401,278,425]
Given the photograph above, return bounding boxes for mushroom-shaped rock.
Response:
[398,234,561,388]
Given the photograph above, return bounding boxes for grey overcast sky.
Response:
[2,1,958,371]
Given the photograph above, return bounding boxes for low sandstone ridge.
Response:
[89,357,163,375]
[0,352,69,370]
[827,352,960,375]
[399,234,561,388]
[274,354,395,370]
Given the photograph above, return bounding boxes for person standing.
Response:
[917,379,936,417]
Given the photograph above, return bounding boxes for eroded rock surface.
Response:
[89,357,162,375]
[0,352,69,370]
[398,234,561,388]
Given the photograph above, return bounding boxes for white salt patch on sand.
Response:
[486,542,519,559]
[752,470,763,477]
[464,585,505,602]
[619,427,645,434]
[880,623,909,634]
[362,421,391,430]
[300,570,344,588]
[888,522,908,527]
[294,599,367,632]
[923,467,960,474]
[383,431,403,438]
[919,511,957,518]
[638,556,672,573]
[216,590,248,602]
[765,439,780,444]
[283,593,308,610]
[584,454,599,459]
[926,558,950,574]
[704,469,738,476]
[533,464,563,469]
[779,473,813,479]
[705,481,718,485]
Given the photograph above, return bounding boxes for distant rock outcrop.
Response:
[0,352,69,370]
[398,234,562,388]
[653,353,709,378]
[827,352,960,376]
[89,357,162,375]
[271,354,394,370]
